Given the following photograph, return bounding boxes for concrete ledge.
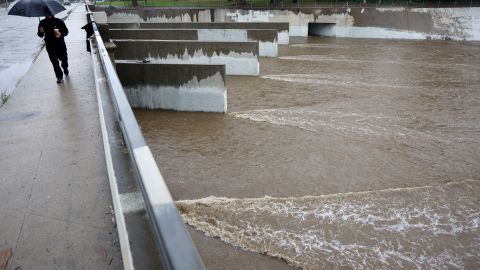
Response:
[108,22,290,44]
[114,40,259,76]
[116,61,227,112]
[110,29,278,57]
[110,29,199,40]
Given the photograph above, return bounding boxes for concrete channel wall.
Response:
[215,8,480,40]
[100,7,480,40]
[108,22,290,45]
[116,62,227,112]
[110,28,278,57]
[113,40,259,75]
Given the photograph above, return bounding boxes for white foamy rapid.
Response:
[278,55,480,69]
[177,179,480,270]
[229,107,459,144]
[261,74,416,89]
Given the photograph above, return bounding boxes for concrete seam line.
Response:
[91,43,135,270]
[132,146,174,206]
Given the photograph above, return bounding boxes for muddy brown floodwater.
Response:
[134,37,480,270]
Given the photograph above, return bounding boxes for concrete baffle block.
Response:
[110,29,278,57]
[115,61,227,113]
[114,40,259,76]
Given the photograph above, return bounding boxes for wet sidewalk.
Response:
[0,3,77,100]
[0,5,122,270]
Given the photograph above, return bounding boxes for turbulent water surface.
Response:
[135,37,480,269]
[177,180,480,270]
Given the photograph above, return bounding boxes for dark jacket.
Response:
[37,17,69,50]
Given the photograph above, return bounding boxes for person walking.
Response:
[37,12,69,84]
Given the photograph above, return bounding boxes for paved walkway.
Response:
[0,5,122,270]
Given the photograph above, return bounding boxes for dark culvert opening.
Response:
[308,23,336,37]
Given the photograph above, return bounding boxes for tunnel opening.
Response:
[308,23,336,37]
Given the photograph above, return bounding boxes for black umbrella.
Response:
[7,0,66,17]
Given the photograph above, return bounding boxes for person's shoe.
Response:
[57,78,64,84]
[64,69,69,76]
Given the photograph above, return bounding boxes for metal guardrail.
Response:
[87,11,206,270]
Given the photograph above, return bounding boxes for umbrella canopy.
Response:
[7,0,66,18]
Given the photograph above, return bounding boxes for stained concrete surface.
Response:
[0,5,121,270]
[102,7,480,40]
[116,62,226,87]
[110,28,277,42]
[107,22,289,32]
[116,62,227,112]
[110,29,199,40]
[114,40,259,59]
[101,8,212,23]
[114,40,259,75]
[246,29,277,42]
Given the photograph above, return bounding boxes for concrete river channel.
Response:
[132,37,480,269]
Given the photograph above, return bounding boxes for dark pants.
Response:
[47,45,68,79]
[86,39,91,53]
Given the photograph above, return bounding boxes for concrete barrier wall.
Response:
[247,29,278,57]
[116,61,227,112]
[102,7,480,40]
[108,22,290,44]
[110,29,278,57]
[214,8,480,40]
[103,8,212,23]
[114,40,259,75]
